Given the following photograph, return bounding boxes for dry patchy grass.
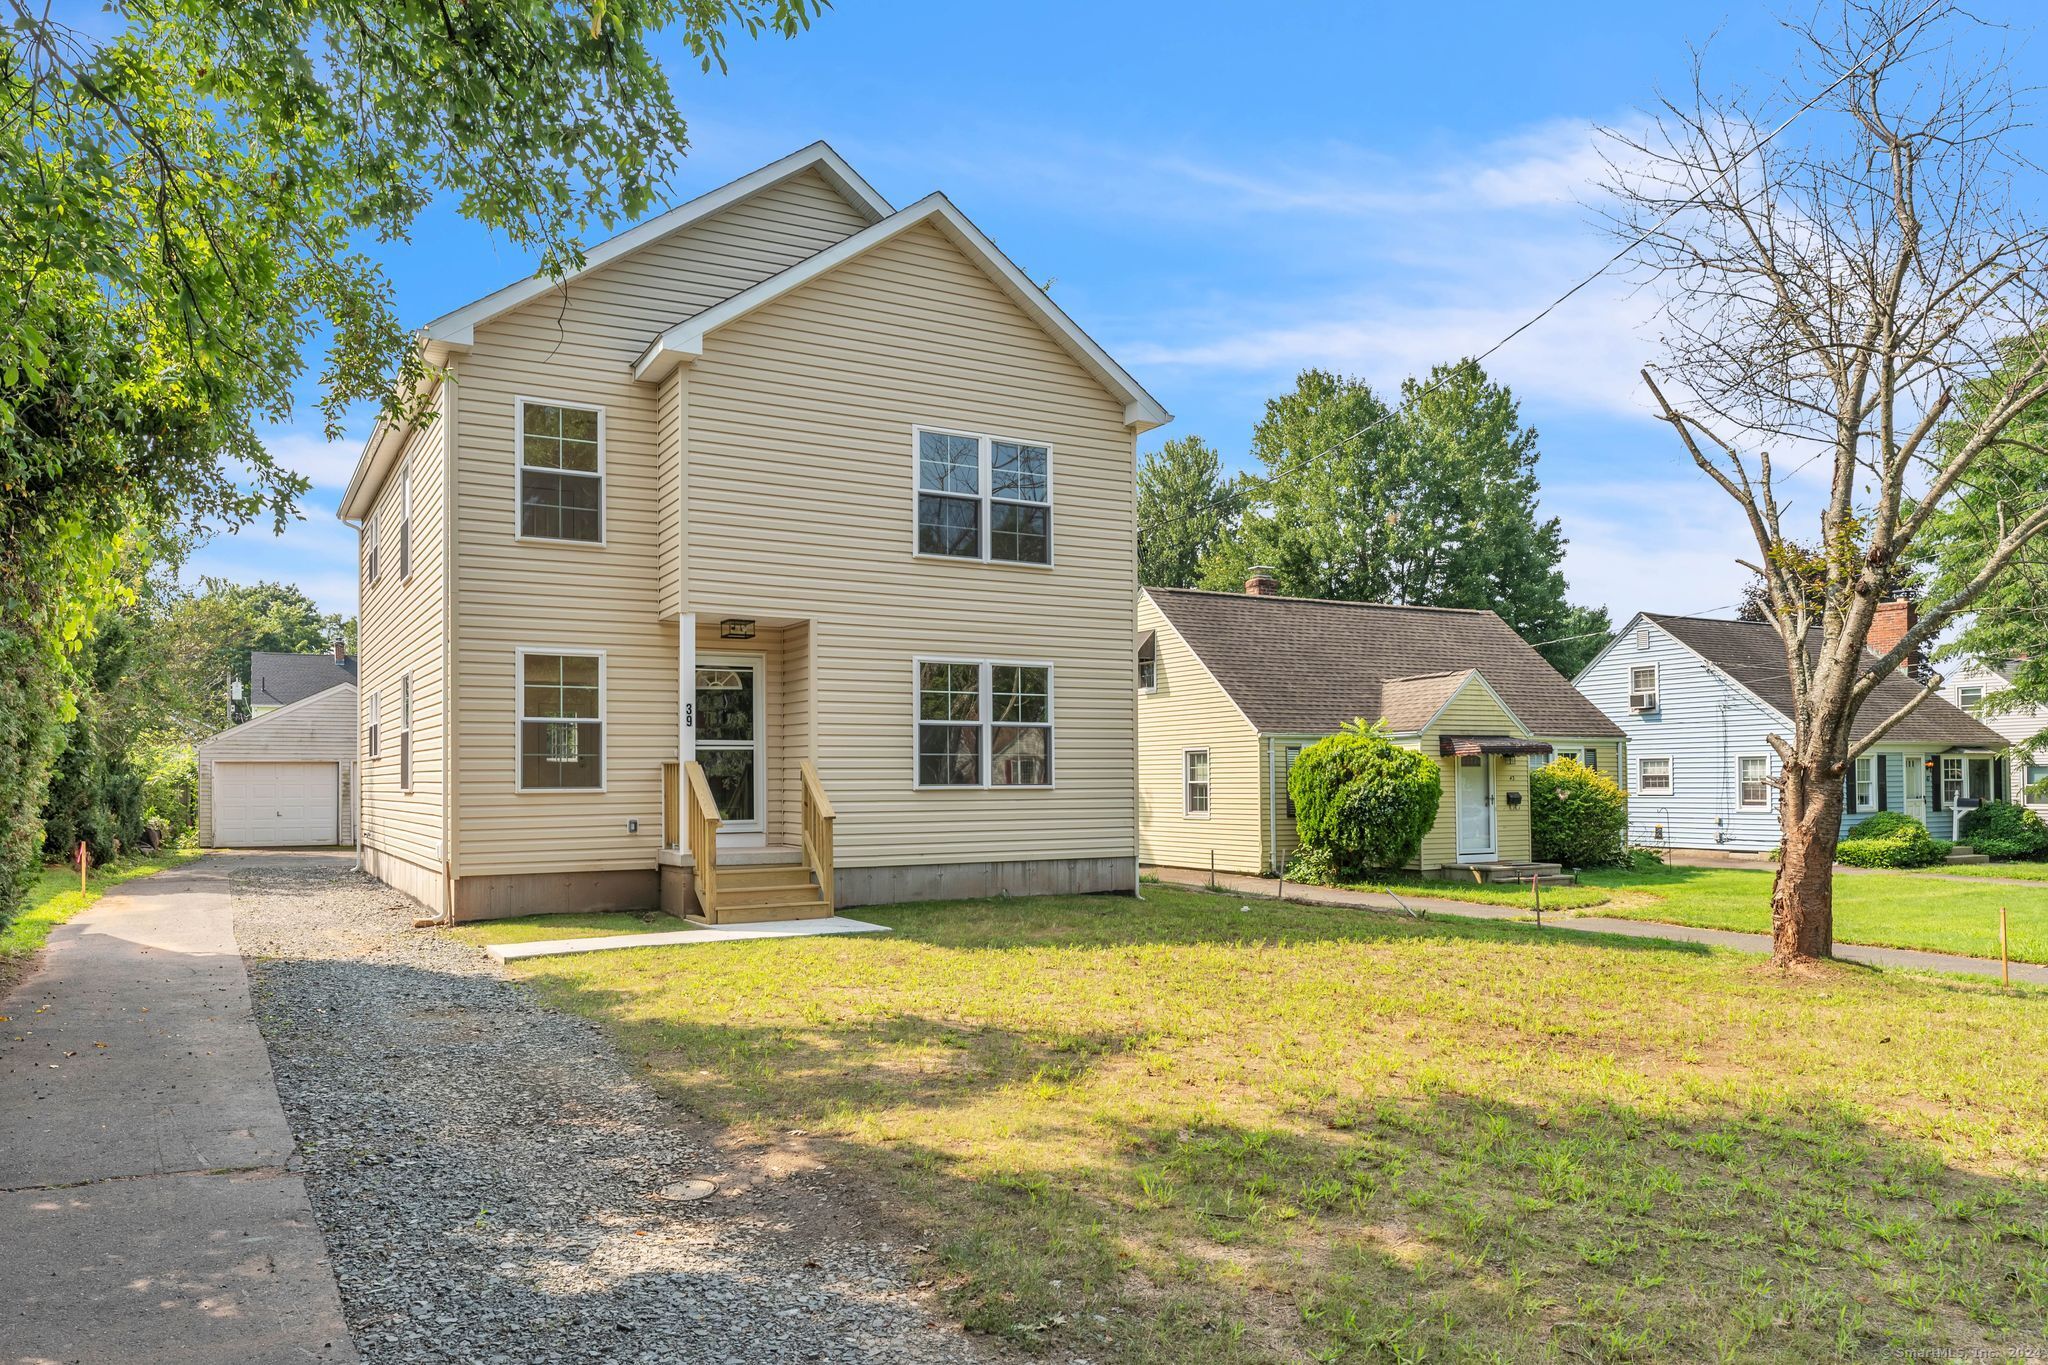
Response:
[485,885,2048,1363]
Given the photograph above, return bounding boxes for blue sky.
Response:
[184,0,1987,624]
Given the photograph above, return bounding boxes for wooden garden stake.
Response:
[2000,905,2009,987]
[77,841,88,896]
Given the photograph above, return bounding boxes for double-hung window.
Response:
[398,674,414,791]
[519,651,605,789]
[1941,755,1965,807]
[914,427,1051,564]
[1739,755,1770,809]
[915,660,1053,787]
[365,691,381,759]
[364,512,380,587]
[1852,756,1874,812]
[1629,665,1659,712]
[1959,685,1984,712]
[1637,756,1672,795]
[1184,749,1211,816]
[518,400,604,543]
[397,461,413,578]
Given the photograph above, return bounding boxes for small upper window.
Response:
[1959,686,1983,711]
[1629,665,1659,712]
[1636,625,1651,649]
[1138,655,1157,692]
[397,461,413,578]
[915,427,1051,565]
[365,691,381,759]
[519,400,603,543]
[364,512,380,586]
[1638,757,1672,795]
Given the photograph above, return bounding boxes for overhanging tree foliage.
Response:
[1608,0,2048,963]
[0,0,825,917]
[1197,363,1608,674]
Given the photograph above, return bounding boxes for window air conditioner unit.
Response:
[1629,690,1657,712]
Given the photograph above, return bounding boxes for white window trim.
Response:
[364,511,380,587]
[1183,747,1212,818]
[909,424,1055,569]
[365,690,381,760]
[398,673,414,793]
[1138,657,1157,694]
[515,647,609,793]
[1637,756,1672,796]
[514,395,608,548]
[1958,686,1983,711]
[1738,754,1771,809]
[1629,663,1660,711]
[1852,755,1874,812]
[1942,754,1965,807]
[911,657,1056,790]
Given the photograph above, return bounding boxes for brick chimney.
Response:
[1868,600,1923,674]
[333,637,348,664]
[1244,565,1279,597]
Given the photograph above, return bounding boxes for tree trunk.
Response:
[1771,765,1842,962]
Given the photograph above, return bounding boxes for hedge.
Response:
[1287,720,1441,876]
[1957,799,2048,860]
[1835,812,1951,869]
[1530,757,1628,867]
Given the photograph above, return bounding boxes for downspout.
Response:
[435,364,460,925]
[1266,735,1279,876]
[338,511,367,875]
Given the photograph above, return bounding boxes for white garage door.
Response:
[214,762,339,847]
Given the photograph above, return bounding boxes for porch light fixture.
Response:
[719,618,756,640]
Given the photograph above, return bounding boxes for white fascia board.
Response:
[420,142,890,349]
[633,193,1174,432]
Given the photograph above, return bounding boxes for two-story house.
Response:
[1576,608,2007,853]
[339,144,1169,923]
[1942,659,2048,814]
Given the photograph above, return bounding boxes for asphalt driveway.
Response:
[0,853,356,1365]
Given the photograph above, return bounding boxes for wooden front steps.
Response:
[687,858,831,924]
[671,759,839,925]
[1427,860,1578,887]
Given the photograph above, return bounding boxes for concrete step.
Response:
[1944,852,1992,865]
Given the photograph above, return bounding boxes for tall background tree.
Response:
[0,0,824,917]
[1137,436,1244,588]
[1609,0,2048,963]
[1197,363,1610,674]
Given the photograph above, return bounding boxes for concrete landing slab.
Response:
[486,915,892,961]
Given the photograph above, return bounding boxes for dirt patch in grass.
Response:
[495,885,2048,1363]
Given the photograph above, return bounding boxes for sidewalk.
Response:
[0,855,357,1364]
[1144,865,2048,986]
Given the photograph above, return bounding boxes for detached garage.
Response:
[199,684,358,848]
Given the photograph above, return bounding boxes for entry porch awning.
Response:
[1439,735,1552,757]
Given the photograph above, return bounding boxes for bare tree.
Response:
[1605,0,2048,963]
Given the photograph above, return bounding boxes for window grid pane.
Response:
[990,442,1048,502]
[991,725,1050,787]
[919,662,980,721]
[918,431,980,494]
[990,503,1050,564]
[521,654,604,789]
[917,494,980,557]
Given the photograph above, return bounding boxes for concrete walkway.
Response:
[1145,865,2048,986]
[487,914,891,961]
[0,854,356,1364]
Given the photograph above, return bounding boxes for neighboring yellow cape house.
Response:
[1137,575,1626,881]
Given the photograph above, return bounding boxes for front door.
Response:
[1456,755,1495,859]
[695,653,764,834]
[1904,755,1927,822]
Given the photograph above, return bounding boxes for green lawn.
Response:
[1,849,202,984]
[1911,860,2048,882]
[1340,872,1615,911]
[487,885,2048,1363]
[1581,863,2048,964]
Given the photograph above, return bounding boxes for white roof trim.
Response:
[421,142,890,349]
[198,682,358,756]
[633,193,1173,432]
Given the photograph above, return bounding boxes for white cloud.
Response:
[1548,476,1761,620]
[262,428,364,492]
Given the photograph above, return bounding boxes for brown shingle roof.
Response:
[1146,588,1624,738]
[1644,613,2008,748]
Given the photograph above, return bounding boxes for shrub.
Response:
[1835,812,1951,868]
[1282,843,1340,886]
[1844,809,1922,840]
[1530,757,1629,867]
[1288,720,1441,875]
[1957,800,2048,860]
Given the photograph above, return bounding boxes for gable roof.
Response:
[250,650,357,711]
[1642,613,2008,748]
[632,193,1171,430]
[1145,588,1624,739]
[200,682,357,756]
[422,143,891,351]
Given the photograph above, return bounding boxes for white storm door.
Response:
[695,653,764,834]
[1904,757,1927,822]
[1455,755,1495,859]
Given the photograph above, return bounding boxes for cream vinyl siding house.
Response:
[340,144,1167,921]
[1138,583,1626,878]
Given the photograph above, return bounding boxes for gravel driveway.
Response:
[233,857,1000,1364]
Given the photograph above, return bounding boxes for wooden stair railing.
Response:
[682,760,722,917]
[660,762,682,848]
[800,760,837,911]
